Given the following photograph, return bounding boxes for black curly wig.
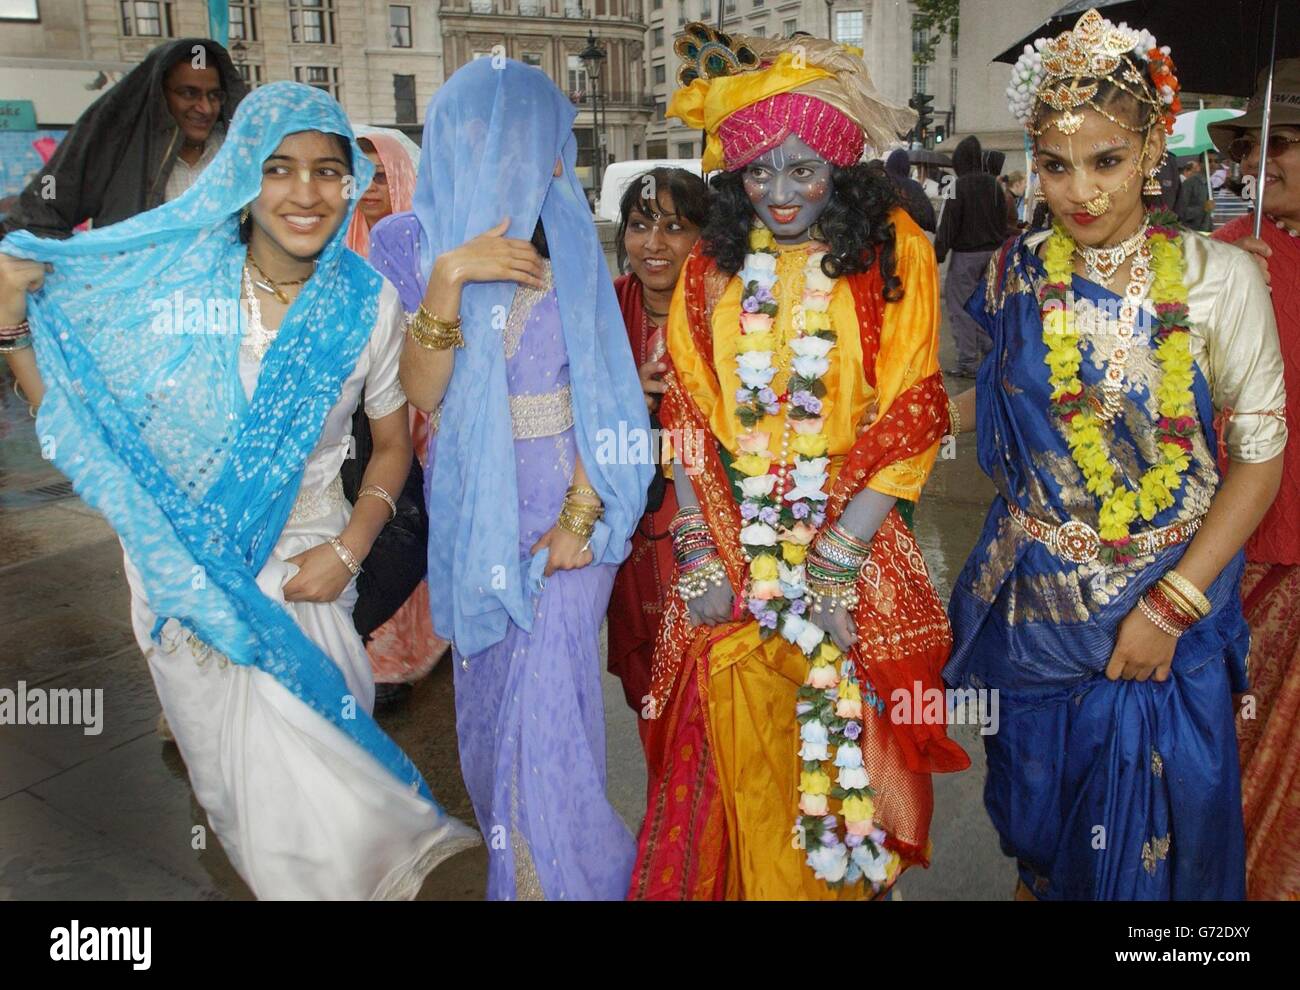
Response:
[701,160,904,302]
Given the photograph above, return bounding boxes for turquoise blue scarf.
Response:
[2,82,434,799]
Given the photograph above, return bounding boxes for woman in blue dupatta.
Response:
[380,58,652,900]
[0,82,478,899]
[944,9,1287,900]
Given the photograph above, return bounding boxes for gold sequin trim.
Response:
[1141,833,1171,875]
[288,473,346,525]
[510,761,544,901]
[1151,749,1164,778]
[511,384,573,440]
[503,260,554,359]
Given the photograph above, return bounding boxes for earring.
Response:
[1143,170,1163,197]
[239,206,250,224]
[1033,185,1046,205]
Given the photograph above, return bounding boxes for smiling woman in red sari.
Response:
[608,167,710,735]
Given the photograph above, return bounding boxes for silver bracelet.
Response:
[357,484,397,522]
[328,536,361,576]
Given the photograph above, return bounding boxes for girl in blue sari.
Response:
[383,58,652,900]
[0,82,478,899]
[944,9,1287,900]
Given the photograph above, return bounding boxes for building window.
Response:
[752,24,764,36]
[519,0,542,12]
[911,14,928,56]
[655,101,666,121]
[521,52,543,67]
[782,18,796,36]
[676,141,695,158]
[0,0,40,19]
[950,65,958,116]
[951,28,958,59]
[289,0,335,45]
[388,5,411,47]
[701,1,712,17]
[911,63,928,95]
[236,63,264,86]
[393,74,416,122]
[836,10,863,48]
[228,1,257,41]
[653,63,666,85]
[567,54,590,97]
[725,0,735,13]
[652,26,664,47]
[753,0,763,7]
[295,65,340,98]
[651,0,661,8]
[120,1,174,37]
[470,0,494,11]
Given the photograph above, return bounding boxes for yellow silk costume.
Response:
[664,210,945,898]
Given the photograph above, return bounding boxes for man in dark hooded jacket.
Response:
[3,38,247,238]
[934,135,1009,378]
[884,149,936,232]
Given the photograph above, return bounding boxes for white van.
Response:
[596,158,704,224]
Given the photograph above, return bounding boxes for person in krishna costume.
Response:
[627,24,970,902]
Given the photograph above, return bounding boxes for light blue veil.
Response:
[1,82,436,799]
[409,59,653,657]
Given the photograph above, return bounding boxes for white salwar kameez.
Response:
[123,281,479,899]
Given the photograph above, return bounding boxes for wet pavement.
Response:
[0,308,1014,901]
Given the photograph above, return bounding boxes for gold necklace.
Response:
[246,252,312,304]
[1076,219,1148,286]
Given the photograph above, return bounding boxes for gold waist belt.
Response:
[427,384,574,440]
[1006,501,1203,565]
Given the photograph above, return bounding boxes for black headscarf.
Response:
[3,38,247,238]
[952,135,983,177]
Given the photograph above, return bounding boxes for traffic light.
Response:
[908,93,935,147]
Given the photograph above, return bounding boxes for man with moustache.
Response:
[4,38,246,238]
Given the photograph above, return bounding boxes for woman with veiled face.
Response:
[944,10,1287,901]
[0,83,478,899]
[384,58,652,901]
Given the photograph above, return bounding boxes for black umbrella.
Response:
[994,0,1300,234]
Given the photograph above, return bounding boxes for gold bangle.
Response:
[560,498,603,521]
[566,484,601,503]
[357,484,397,522]
[407,305,465,351]
[946,395,961,437]
[556,511,597,540]
[1160,571,1211,619]
[328,536,361,576]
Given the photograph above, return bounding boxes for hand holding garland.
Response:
[808,489,897,651]
[670,468,736,626]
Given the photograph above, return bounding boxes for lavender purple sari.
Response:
[448,271,634,900]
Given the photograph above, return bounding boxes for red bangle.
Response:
[1145,585,1195,632]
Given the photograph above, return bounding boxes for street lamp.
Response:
[579,30,608,194]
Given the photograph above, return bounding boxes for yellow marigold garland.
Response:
[1040,212,1197,562]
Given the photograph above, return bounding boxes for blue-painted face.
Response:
[742,134,834,243]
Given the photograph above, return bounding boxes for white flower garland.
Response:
[731,227,899,891]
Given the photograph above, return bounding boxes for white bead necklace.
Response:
[1268,215,1300,238]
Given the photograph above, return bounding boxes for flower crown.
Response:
[1006,8,1181,135]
